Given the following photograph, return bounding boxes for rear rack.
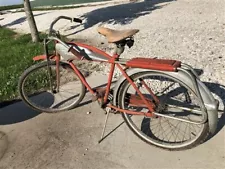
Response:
[116,57,181,72]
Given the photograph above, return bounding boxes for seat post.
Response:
[112,43,125,55]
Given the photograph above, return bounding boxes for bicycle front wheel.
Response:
[19,61,86,113]
[118,71,209,150]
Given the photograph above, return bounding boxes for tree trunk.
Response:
[23,0,39,42]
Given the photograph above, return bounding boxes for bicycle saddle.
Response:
[97,27,139,43]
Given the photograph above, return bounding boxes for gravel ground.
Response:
[1,0,225,108]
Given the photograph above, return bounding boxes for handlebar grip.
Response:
[49,16,82,36]
[73,18,82,23]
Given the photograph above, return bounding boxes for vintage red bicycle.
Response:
[18,16,218,150]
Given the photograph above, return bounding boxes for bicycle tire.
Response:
[18,61,86,113]
[118,71,209,150]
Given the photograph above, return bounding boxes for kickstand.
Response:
[98,107,111,143]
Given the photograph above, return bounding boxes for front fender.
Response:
[33,55,47,61]
[113,68,218,134]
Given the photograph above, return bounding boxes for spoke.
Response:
[158,118,168,140]
[169,120,183,142]
[167,119,189,140]
[194,124,202,128]
[161,120,175,141]
[188,123,192,139]
[58,92,67,99]
[141,119,164,137]
[150,120,161,137]
[182,122,189,141]
[154,118,163,139]
[149,123,161,133]
[155,118,165,140]
[186,115,201,134]
[158,118,174,141]
[188,123,197,139]
[174,121,183,142]
[189,123,197,134]
[189,123,202,136]
[165,119,177,142]
[149,119,167,128]
[30,93,49,108]
[155,82,176,96]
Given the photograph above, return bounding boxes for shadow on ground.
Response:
[0,80,116,125]
[0,92,55,125]
[189,68,225,136]
[2,12,48,27]
[203,82,225,135]
[74,81,117,108]
[0,70,224,140]
[66,0,176,36]
[0,101,41,125]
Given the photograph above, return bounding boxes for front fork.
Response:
[44,39,60,93]
[46,56,60,93]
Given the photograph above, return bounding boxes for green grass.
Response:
[0,4,82,13]
[0,4,80,12]
[0,1,110,12]
[0,27,48,102]
[0,5,83,13]
[0,4,23,11]
[33,5,82,11]
[30,0,109,7]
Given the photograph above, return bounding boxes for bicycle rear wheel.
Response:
[118,71,209,150]
[18,61,86,113]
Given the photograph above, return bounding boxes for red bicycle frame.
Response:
[33,41,181,117]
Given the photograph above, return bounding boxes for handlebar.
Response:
[49,16,82,36]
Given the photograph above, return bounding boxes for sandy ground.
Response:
[0,0,225,168]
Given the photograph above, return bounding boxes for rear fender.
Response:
[113,68,218,134]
